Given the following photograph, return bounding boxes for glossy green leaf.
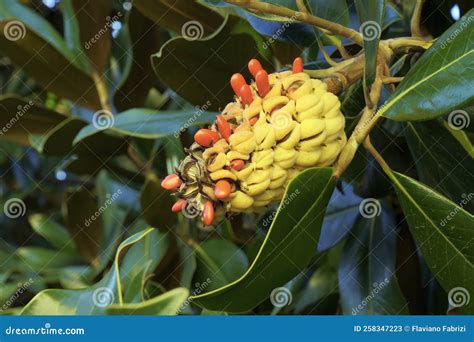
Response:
[194,239,249,291]
[390,172,474,314]
[73,108,218,143]
[63,188,102,266]
[191,168,336,312]
[152,16,272,110]
[133,0,223,35]
[0,21,100,109]
[0,96,67,146]
[107,288,189,315]
[405,120,474,213]
[356,0,385,86]
[380,10,474,121]
[21,228,158,315]
[28,214,76,252]
[32,117,128,158]
[0,0,87,71]
[59,0,91,72]
[70,0,112,73]
[339,201,408,315]
[16,247,83,271]
[114,8,160,111]
[318,182,362,251]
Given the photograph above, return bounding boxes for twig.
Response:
[333,65,384,178]
[411,0,425,38]
[225,0,364,45]
[382,76,404,84]
[92,72,113,113]
[363,136,391,174]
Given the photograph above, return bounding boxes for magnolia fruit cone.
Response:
[162,58,347,226]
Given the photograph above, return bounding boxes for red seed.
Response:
[239,84,253,106]
[202,200,214,225]
[255,69,270,97]
[214,179,232,200]
[172,199,186,212]
[230,73,247,97]
[194,128,220,147]
[161,174,182,190]
[248,59,263,78]
[230,159,244,171]
[292,57,304,73]
[249,116,258,126]
[216,115,231,140]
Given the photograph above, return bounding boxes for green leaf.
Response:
[0,21,101,109]
[59,0,91,72]
[21,228,157,315]
[63,188,102,266]
[107,288,188,315]
[114,8,160,111]
[73,108,218,142]
[405,120,474,213]
[0,0,87,71]
[0,96,67,146]
[380,10,474,121]
[191,168,336,312]
[133,0,222,35]
[16,247,83,271]
[32,117,127,158]
[318,182,362,251]
[389,172,474,314]
[151,16,273,110]
[28,214,76,252]
[119,229,169,303]
[194,239,249,291]
[69,0,113,73]
[355,0,385,86]
[338,201,408,315]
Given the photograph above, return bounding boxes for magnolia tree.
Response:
[0,0,472,315]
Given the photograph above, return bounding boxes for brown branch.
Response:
[411,0,425,38]
[226,0,364,45]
